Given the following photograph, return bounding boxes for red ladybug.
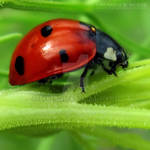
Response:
[9,19,128,92]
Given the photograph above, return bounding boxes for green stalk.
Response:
[2,103,150,133]
[0,33,22,43]
[0,0,148,13]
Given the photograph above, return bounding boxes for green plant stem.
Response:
[0,70,8,76]
[0,0,102,13]
[2,102,150,133]
[0,0,148,13]
[0,33,22,43]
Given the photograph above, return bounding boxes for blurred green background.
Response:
[0,0,150,150]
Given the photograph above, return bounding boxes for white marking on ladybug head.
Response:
[104,47,117,61]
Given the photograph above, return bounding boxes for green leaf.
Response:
[79,127,150,150]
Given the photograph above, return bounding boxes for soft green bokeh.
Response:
[0,0,150,150]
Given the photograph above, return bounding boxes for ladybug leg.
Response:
[50,74,63,80]
[90,65,97,76]
[99,61,112,75]
[86,61,97,76]
[109,62,117,76]
[99,61,117,76]
[38,77,49,84]
[49,74,63,84]
[90,70,95,76]
[49,80,53,84]
[94,57,113,75]
[80,65,89,93]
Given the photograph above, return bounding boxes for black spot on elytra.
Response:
[15,56,24,75]
[41,25,53,37]
[59,50,69,63]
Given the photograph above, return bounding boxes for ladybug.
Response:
[9,19,128,92]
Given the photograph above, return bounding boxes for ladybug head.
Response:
[116,48,128,69]
[96,29,128,69]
